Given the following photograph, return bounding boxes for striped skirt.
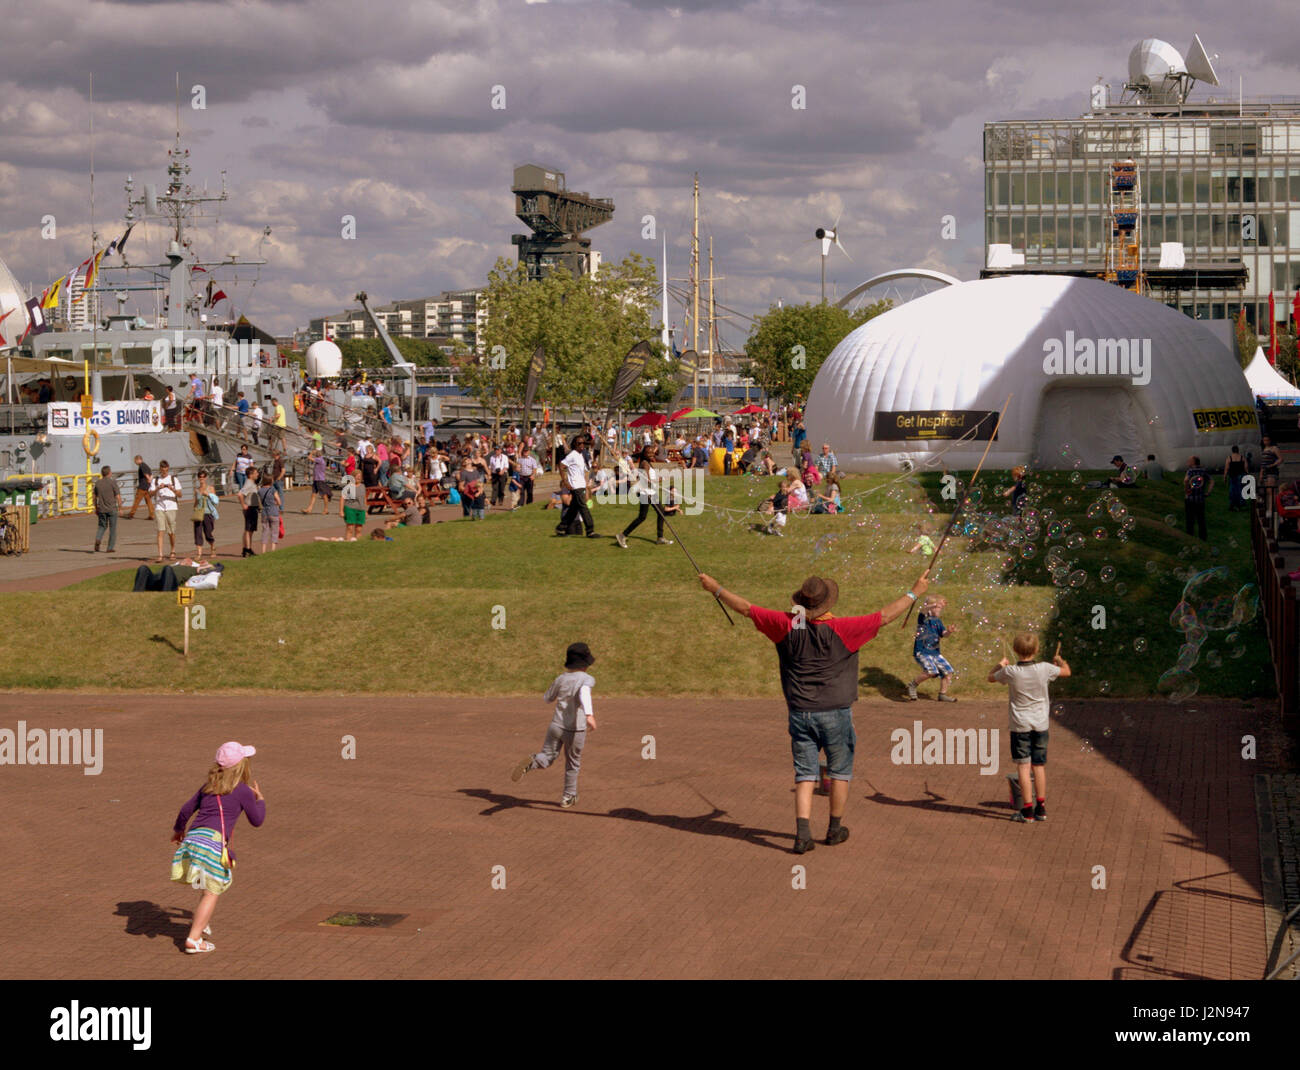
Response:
[170,827,233,896]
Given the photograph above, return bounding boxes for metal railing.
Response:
[1249,500,1299,726]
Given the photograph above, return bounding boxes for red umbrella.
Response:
[731,404,768,415]
[628,411,667,428]
[667,407,693,422]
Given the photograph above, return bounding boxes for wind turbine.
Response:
[814,215,851,303]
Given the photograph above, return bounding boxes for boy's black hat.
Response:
[565,642,595,670]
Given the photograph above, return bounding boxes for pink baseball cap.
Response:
[215,741,256,768]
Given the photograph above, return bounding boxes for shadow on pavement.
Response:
[863,788,1013,822]
[458,788,792,852]
[114,900,192,952]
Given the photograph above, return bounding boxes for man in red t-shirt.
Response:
[699,568,929,854]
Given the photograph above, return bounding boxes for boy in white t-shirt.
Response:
[988,633,1070,823]
[510,643,598,808]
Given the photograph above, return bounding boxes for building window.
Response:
[1041,172,1056,204]
[996,173,1009,204]
[1072,173,1087,204]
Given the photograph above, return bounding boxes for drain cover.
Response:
[320,911,408,929]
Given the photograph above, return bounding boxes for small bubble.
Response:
[1020,543,1037,559]
[1100,565,1116,582]
[1087,500,1105,519]
[1067,533,1085,549]
[1070,471,1082,484]
[1108,501,1127,521]
[1164,514,1177,527]
[1205,650,1223,668]
[1145,560,1158,575]
[1098,681,1111,695]
[1092,526,1107,540]
[1133,636,1148,652]
[1080,738,1093,752]
[1114,582,1128,596]
[1052,702,1065,717]
[1069,569,1087,587]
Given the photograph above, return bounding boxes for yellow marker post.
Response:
[177,588,195,656]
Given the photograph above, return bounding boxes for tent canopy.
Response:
[1243,346,1300,399]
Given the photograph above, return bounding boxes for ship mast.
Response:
[691,173,699,407]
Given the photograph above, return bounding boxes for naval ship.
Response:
[0,136,310,502]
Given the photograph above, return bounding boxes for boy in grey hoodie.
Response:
[511,643,598,808]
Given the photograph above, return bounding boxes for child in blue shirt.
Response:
[907,596,957,702]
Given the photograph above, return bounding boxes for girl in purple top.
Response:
[170,741,266,954]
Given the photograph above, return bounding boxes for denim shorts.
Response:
[1010,730,1048,766]
[788,707,855,782]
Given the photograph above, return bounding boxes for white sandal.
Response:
[184,937,215,954]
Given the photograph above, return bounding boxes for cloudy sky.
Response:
[2,0,1297,344]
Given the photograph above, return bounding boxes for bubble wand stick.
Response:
[901,394,1014,630]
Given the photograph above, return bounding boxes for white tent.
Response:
[1243,346,1300,399]
[806,275,1257,472]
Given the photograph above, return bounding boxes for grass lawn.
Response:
[0,466,1271,700]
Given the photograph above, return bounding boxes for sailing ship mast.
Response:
[691,172,699,407]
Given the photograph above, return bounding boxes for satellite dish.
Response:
[1186,33,1220,86]
[1129,39,1186,85]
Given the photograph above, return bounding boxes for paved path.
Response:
[0,692,1276,979]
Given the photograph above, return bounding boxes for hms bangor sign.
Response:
[47,401,163,435]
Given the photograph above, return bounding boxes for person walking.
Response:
[557,434,597,538]
[123,455,155,519]
[93,465,120,553]
[170,741,266,954]
[616,444,673,548]
[510,643,598,808]
[162,386,182,431]
[270,397,288,452]
[516,448,539,505]
[1224,445,1247,511]
[229,445,253,493]
[152,460,183,561]
[1184,455,1213,540]
[237,464,261,557]
[488,444,510,507]
[191,470,219,560]
[303,451,333,514]
[696,567,930,854]
[258,472,282,553]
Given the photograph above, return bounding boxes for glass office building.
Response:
[984,103,1300,327]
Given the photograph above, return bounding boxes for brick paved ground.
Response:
[0,691,1276,979]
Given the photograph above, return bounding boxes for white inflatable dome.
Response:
[305,339,343,379]
[806,275,1256,473]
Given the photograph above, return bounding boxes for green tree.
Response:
[471,253,662,433]
[744,299,890,401]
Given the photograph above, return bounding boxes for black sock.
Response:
[828,815,842,834]
[796,817,811,840]
[1021,804,1035,817]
